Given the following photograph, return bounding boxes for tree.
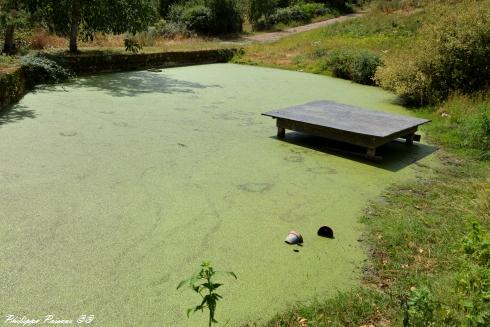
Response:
[42,0,157,53]
[0,0,30,55]
[158,0,180,17]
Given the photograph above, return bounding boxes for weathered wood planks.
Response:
[263,100,430,161]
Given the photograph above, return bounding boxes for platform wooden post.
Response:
[366,147,377,159]
[405,133,414,145]
[277,127,286,139]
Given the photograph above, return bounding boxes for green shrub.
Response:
[375,0,490,105]
[154,19,192,38]
[168,0,242,35]
[405,286,436,326]
[326,49,381,85]
[181,5,213,33]
[371,0,426,12]
[270,3,328,25]
[247,0,278,30]
[206,0,243,34]
[20,53,72,84]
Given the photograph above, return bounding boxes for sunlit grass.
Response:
[0,55,20,73]
[234,10,423,75]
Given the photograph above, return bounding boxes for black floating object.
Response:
[317,226,334,239]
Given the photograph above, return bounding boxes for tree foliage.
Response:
[0,0,31,54]
[167,0,242,35]
[247,0,278,29]
[40,0,157,52]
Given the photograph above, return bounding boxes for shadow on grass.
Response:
[0,105,36,127]
[275,132,438,172]
[61,71,222,98]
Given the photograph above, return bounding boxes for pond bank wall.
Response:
[46,49,237,75]
[0,48,237,112]
[0,68,29,113]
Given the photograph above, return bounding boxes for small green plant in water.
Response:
[177,261,237,327]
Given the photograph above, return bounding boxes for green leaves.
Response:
[177,261,237,326]
[40,0,157,52]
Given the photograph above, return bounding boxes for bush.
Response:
[168,0,242,35]
[181,5,213,33]
[371,0,426,12]
[375,0,490,105]
[326,49,381,85]
[20,53,72,84]
[154,19,193,38]
[207,0,243,34]
[247,0,277,30]
[270,3,329,25]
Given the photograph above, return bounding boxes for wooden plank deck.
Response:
[262,101,430,161]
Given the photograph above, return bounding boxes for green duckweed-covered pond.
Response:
[0,64,437,326]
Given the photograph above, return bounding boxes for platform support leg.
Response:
[405,133,414,145]
[367,147,377,158]
[277,127,286,139]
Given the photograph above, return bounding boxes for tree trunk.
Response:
[2,25,16,55]
[69,0,81,53]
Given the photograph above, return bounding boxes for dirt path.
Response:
[241,13,364,43]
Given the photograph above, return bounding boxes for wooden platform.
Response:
[262,101,430,161]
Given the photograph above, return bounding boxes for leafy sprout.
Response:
[177,261,237,327]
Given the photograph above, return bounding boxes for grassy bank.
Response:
[265,113,490,325]
[233,10,423,75]
[0,55,20,73]
[233,3,490,326]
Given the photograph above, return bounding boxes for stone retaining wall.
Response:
[46,49,237,75]
[0,68,28,113]
[0,48,237,112]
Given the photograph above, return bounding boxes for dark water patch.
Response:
[99,111,114,115]
[238,183,273,193]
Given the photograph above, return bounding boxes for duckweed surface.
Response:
[0,64,436,326]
